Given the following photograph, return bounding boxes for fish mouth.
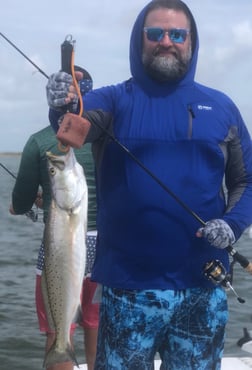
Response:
[46,151,61,160]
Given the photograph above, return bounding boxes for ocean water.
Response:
[1,154,252,370]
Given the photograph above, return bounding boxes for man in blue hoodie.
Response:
[46,0,252,369]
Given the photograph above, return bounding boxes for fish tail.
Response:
[43,341,79,368]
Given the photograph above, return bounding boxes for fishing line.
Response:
[1,32,252,275]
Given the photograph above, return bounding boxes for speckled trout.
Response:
[42,148,87,368]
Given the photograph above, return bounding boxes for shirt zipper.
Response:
[187,105,195,139]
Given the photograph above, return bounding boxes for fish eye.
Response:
[49,167,56,176]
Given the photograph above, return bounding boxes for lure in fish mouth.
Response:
[42,148,88,368]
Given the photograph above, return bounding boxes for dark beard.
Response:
[142,46,192,82]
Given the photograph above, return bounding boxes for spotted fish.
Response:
[42,147,87,368]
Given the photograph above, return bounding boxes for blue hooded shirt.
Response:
[51,1,252,290]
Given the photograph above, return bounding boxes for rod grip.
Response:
[61,38,73,74]
[226,245,252,274]
[60,36,75,114]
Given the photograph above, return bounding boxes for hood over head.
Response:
[129,0,199,95]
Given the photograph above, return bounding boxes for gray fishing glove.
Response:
[46,71,78,110]
[197,219,235,249]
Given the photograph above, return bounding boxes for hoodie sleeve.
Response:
[223,116,252,239]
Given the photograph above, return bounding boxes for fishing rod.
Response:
[0,162,38,222]
[1,32,252,277]
[0,162,16,179]
[0,32,49,79]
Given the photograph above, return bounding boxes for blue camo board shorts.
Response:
[95,286,228,370]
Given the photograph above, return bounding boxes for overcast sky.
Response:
[1,0,252,152]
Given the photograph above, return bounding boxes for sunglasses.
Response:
[143,27,190,44]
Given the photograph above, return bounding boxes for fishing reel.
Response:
[203,259,245,304]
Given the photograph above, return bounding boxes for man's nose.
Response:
[159,32,173,46]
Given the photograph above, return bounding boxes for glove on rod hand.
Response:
[196,219,235,249]
[46,71,83,110]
